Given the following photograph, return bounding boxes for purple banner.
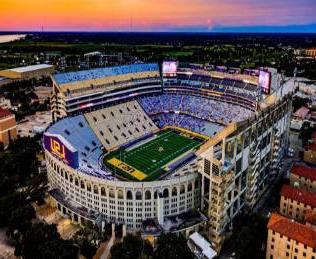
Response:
[44,134,79,169]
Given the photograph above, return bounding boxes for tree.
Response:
[37,239,79,259]
[300,121,313,148]
[0,136,47,235]
[14,223,60,258]
[111,234,143,259]
[232,213,268,259]
[73,221,107,259]
[7,204,35,234]
[0,192,29,228]
[13,222,78,259]
[154,233,194,259]
[76,238,96,259]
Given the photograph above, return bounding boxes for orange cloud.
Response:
[0,0,315,31]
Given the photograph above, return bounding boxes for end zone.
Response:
[107,157,147,181]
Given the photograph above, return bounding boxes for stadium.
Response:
[45,62,295,251]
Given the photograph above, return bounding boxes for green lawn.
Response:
[104,129,203,181]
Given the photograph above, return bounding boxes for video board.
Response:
[259,70,271,94]
[162,61,178,77]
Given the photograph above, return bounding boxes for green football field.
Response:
[104,129,203,181]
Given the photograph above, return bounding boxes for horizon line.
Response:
[1,30,316,34]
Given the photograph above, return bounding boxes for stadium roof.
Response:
[267,213,316,249]
[281,184,316,208]
[291,164,316,182]
[7,64,53,73]
[53,63,159,85]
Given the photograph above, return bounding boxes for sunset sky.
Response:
[0,0,316,32]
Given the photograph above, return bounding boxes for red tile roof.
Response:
[281,184,316,208]
[291,164,316,182]
[268,213,316,248]
[305,210,316,226]
[0,108,12,119]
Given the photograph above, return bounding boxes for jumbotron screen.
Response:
[162,61,178,77]
[259,70,271,94]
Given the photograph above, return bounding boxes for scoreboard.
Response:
[162,61,178,77]
[259,70,271,94]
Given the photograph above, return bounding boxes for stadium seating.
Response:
[84,101,159,150]
[54,63,159,85]
[168,73,258,102]
[151,113,223,137]
[47,115,114,178]
[138,94,253,125]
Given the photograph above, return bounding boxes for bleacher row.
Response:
[178,73,258,90]
[172,73,258,101]
[53,63,159,85]
[138,94,253,125]
[84,101,158,150]
[47,115,114,179]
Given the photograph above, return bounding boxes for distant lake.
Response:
[0,34,26,43]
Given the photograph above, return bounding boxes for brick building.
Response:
[280,184,316,222]
[266,213,316,259]
[0,108,17,150]
[290,164,316,192]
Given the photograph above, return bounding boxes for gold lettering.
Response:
[50,139,66,160]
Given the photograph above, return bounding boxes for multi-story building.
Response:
[0,108,17,150]
[266,213,316,259]
[290,164,316,192]
[280,184,316,222]
[305,209,316,229]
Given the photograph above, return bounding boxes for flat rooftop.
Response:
[6,64,53,73]
[53,63,159,85]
